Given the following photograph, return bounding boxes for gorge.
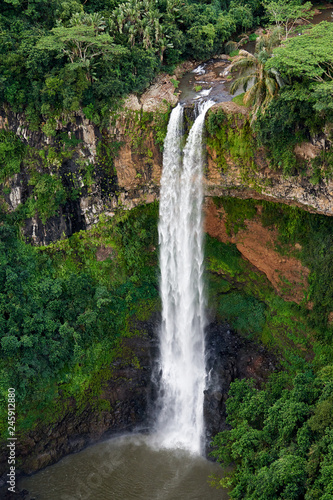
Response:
[1,5,333,498]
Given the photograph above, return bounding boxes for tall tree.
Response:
[266,21,333,113]
[37,14,126,82]
[263,0,313,40]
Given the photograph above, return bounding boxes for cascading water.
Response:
[156,100,214,454]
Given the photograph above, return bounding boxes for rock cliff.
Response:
[205,101,333,216]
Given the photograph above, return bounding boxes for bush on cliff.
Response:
[0,203,159,434]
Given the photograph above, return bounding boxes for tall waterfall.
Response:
[156,100,214,454]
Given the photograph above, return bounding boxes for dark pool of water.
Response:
[18,434,229,500]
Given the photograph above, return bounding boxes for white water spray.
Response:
[156,100,214,454]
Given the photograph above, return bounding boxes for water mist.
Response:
[156,100,214,454]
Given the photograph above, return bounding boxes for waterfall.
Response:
[156,100,214,454]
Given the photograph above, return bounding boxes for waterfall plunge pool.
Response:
[18,434,229,500]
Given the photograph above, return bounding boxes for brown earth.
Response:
[96,245,115,262]
[204,198,309,303]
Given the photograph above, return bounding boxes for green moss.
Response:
[122,106,171,155]
[232,92,246,106]
[206,108,255,178]
[135,297,160,321]
[218,291,266,335]
[206,197,333,372]
[213,196,257,235]
[205,236,244,276]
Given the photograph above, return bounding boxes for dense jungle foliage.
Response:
[0,0,265,128]
[212,371,333,499]
[0,203,159,433]
[253,20,333,175]
[208,197,333,499]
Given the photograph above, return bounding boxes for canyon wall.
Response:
[2,91,329,302]
[0,80,331,483]
[2,93,331,246]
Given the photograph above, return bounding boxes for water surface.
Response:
[19,434,229,500]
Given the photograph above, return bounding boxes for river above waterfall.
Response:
[18,434,229,500]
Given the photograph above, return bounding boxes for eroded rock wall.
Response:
[2,74,332,246]
[0,70,184,245]
[204,197,309,303]
[204,102,333,216]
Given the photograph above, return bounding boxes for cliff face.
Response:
[2,89,330,301]
[0,71,182,245]
[204,198,309,303]
[2,77,331,248]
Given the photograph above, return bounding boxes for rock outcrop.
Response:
[204,320,276,449]
[204,198,309,303]
[204,102,333,216]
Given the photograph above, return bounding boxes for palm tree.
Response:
[228,29,284,121]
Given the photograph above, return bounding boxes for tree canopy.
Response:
[0,0,265,125]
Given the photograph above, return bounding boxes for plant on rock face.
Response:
[229,29,284,121]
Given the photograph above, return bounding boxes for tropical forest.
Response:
[0,0,333,498]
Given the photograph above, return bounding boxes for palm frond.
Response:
[229,57,256,73]
[238,49,255,59]
[243,82,260,106]
[225,41,238,54]
[265,76,278,97]
[230,75,255,94]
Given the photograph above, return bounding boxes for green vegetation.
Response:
[207,197,333,362]
[211,371,333,499]
[263,0,313,40]
[206,108,255,175]
[204,13,333,490]
[0,131,26,183]
[0,0,333,495]
[0,202,159,435]
[207,197,333,498]
[254,20,333,175]
[0,0,265,127]
[206,233,317,373]
[231,92,246,106]
[228,28,283,120]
